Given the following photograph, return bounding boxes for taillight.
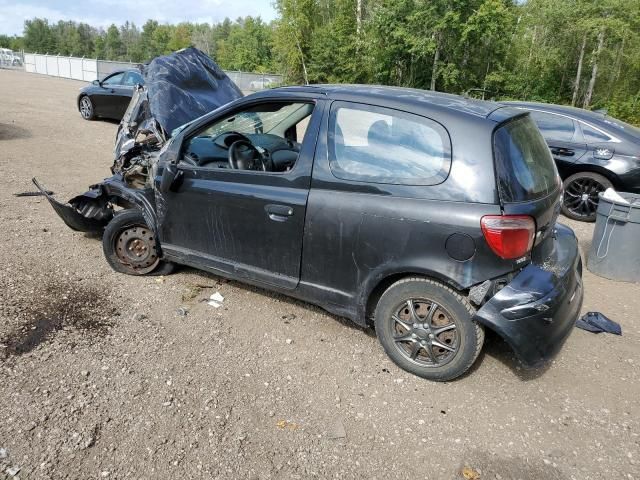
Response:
[481,215,535,260]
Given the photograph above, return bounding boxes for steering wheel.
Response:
[228,140,267,171]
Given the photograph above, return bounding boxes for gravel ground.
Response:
[0,69,639,480]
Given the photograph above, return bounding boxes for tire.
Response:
[374,277,484,381]
[561,172,612,222]
[79,95,95,120]
[102,209,173,276]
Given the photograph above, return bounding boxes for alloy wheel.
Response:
[80,97,92,119]
[563,177,606,219]
[388,298,460,367]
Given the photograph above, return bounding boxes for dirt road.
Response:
[0,69,638,480]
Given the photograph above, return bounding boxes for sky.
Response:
[0,0,278,36]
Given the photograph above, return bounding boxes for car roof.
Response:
[270,84,506,119]
[503,101,610,124]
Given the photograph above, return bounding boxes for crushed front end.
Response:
[37,47,243,234]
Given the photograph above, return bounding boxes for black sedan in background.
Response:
[77,69,144,121]
[506,101,640,221]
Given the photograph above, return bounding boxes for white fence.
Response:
[24,53,99,81]
[22,52,284,91]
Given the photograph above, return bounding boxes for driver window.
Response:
[102,72,125,86]
[182,101,315,173]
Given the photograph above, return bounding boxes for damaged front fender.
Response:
[33,175,158,235]
[33,178,112,233]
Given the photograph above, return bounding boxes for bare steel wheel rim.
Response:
[563,177,605,218]
[114,225,160,274]
[388,299,460,367]
[80,97,92,118]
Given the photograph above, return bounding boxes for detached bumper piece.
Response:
[474,224,584,367]
[32,178,113,233]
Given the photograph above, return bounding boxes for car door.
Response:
[528,110,588,171]
[113,72,143,118]
[91,72,126,118]
[157,98,324,290]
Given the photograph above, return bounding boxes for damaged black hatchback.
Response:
[38,52,583,381]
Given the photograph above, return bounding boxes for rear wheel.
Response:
[561,172,612,222]
[374,277,484,381]
[79,95,95,120]
[102,209,173,276]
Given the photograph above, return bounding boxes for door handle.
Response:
[550,147,575,157]
[265,204,293,222]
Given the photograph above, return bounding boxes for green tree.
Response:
[23,18,57,53]
[273,0,318,83]
[104,24,124,59]
[167,23,193,52]
[120,21,143,61]
[152,25,173,56]
[308,0,364,83]
[93,34,105,59]
[217,17,272,71]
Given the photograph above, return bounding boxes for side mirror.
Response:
[92,79,101,86]
[159,163,184,193]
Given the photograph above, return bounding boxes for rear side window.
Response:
[123,71,144,86]
[529,111,576,142]
[580,122,613,143]
[328,103,451,185]
[494,115,559,202]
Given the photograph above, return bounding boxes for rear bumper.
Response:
[474,223,583,367]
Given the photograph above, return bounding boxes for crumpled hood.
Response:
[111,47,243,173]
[115,47,243,163]
[144,47,243,135]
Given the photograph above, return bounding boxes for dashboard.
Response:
[183,132,301,172]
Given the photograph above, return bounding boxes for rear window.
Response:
[529,110,576,142]
[494,115,559,202]
[580,122,613,143]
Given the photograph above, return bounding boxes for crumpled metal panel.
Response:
[32,178,111,233]
[144,47,243,136]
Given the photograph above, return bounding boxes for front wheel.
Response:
[79,95,95,120]
[374,277,484,381]
[561,172,612,222]
[102,209,173,276]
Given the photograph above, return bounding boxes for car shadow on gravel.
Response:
[0,278,118,360]
[177,265,376,338]
[481,329,553,381]
[162,265,561,380]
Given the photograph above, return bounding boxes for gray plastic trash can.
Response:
[587,191,640,283]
